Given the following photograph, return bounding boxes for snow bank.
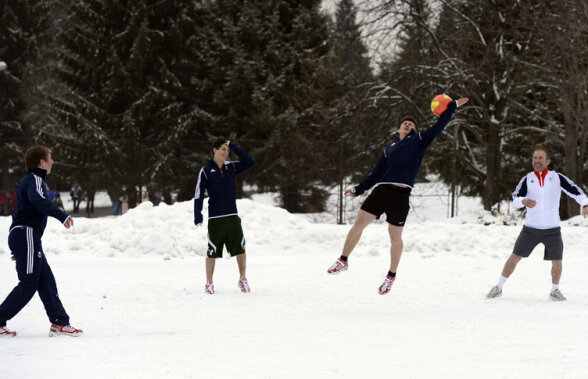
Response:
[1,198,586,262]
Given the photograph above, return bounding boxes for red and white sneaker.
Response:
[327,258,348,275]
[205,282,215,294]
[49,324,83,337]
[378,275,395,295]
[0,326,16,337]
[238,278,251,293]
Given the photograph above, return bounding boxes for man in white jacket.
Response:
[487,147,588,301]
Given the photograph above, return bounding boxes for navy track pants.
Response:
[0,226,70,327]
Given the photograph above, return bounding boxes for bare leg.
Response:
[341,210,377,257]
[501,254,523,278]
[551,260,562,285]
[206,258,215,283]
[388,225,404,272]
[237,254,247,279]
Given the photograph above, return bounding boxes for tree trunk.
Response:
[483,122,502,211]
[562,103,579,219]
[560,69,585,219]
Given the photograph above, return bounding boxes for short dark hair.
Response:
[25,145,50,171]
[212,137,228,150]
[400,115,418,130]
[533,146,549,159]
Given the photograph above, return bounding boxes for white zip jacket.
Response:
[512,170,588,229]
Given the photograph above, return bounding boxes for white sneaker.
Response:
[327,258,348,275]
[49,324,83,337]
[205,282,215,294]
[487,286,502,298]
[238,278,251,293]
[378,275,395,295]
[0,326,16,337]
[549,289,567,301]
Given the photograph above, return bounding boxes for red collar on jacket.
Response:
[533,169,548,187]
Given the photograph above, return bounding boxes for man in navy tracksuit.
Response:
[327,97,470,295]
[0,146,83,337]
[194,138,255,294]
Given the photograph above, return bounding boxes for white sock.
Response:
[552,283,559,291]
[497,276,507,289]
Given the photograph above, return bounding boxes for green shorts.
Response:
[207,215,246,258]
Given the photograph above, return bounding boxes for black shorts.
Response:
[360,184,411,226]
[207,216,246,258]
[513,225,563,260]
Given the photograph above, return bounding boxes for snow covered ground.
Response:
[1,190,588,378]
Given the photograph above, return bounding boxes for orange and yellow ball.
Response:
[431,94,452,116]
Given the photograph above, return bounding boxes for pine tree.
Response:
[369,0,559,211]
[195,0,342,212]
[0,0,56,190]
[330,0,376,222]
[429,0,554,211]
[371,0,439,182]
[261,0,341,212]
[537,0,588,218]
[43,0,361,212]
[50,0,211,204]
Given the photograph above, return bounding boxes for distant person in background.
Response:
[0,189,8,216]
[153,191,163,206]
[112,199,120,215]
[326,97,469,295]
[0,188,17,216]
[0,145,83,337]
[109,185,122,215]
[85,187,95,216]
[487,147,588,301]
[194,137,255,295]
[121,192,129,214]
[135,186,141,206]
[53,193,64,212]
[45,186,64,212]
[9,190,16,213]
[70,183,81,213]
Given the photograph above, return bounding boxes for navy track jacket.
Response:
[10,167,70,236]
[193,142,255,226]
[353,101,458,196]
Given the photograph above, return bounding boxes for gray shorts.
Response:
[513,225,563,260]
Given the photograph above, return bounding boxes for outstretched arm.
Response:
[228,141,255,174]
[558,173,588,215]
[419,98,469,149]
[456,98,469,107]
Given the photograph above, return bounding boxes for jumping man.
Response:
[327,97,469,294]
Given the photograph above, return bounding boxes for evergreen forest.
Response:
[1,0,587,219]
